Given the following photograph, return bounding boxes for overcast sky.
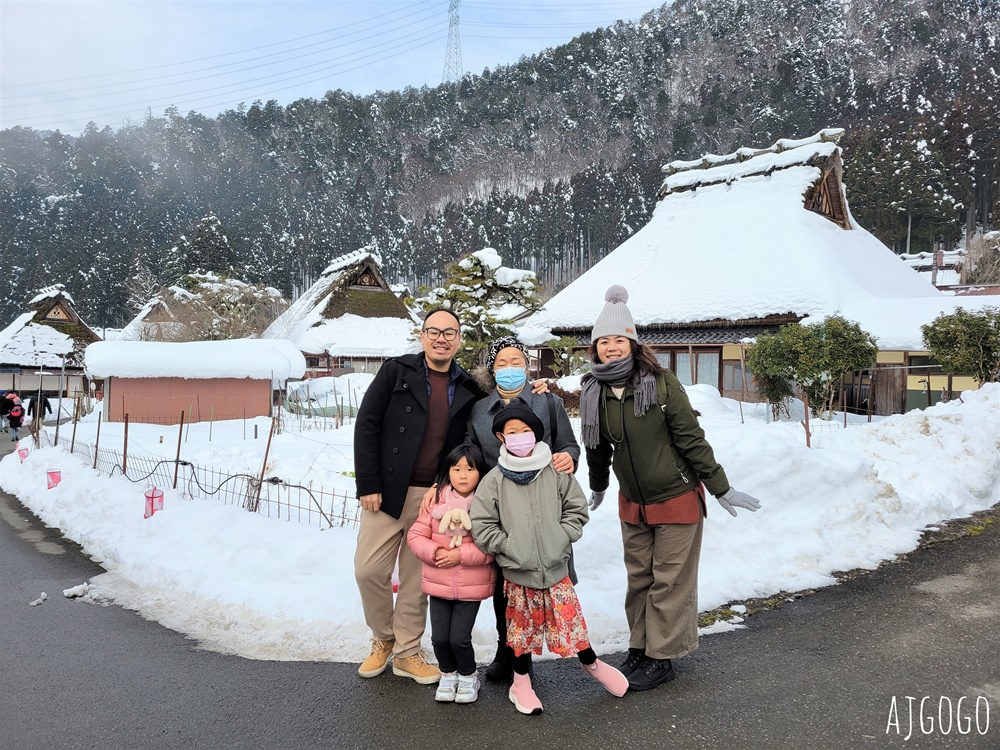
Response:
[0,0,658,135]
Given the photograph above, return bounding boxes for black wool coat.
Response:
[354,353,486,520]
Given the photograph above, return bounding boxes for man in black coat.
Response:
[353,307,485,685]
[28,394,52,426]
[0,392,11,432]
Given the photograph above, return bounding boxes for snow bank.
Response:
[2,383,999,662]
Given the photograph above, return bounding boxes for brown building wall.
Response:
[106,377,271,425]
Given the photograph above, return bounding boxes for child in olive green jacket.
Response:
[471,402,628,716]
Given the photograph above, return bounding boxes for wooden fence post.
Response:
[93,412,102,470]
[122,413,129,476]
[70,399,80,454]
[173,411,185,490]
[250,417,276,513]
[801,393,811,448]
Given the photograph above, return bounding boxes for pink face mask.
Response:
[504,432,537,457]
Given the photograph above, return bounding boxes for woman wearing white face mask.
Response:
[465,335,580,682]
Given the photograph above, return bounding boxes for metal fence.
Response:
[52,432,361,530]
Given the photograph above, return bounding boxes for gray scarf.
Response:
[579,355,658,449]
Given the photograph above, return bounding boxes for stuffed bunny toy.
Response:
[431,503,472,549]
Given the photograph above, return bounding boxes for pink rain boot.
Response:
[509,672,543,715]
[583,658,629,697]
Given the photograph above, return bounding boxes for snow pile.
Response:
[287,373,374,404]
[302,314,417,358]
[28,284,75,306]
[2,384,999,662]
[0,314,75,368]
[84,339,306,382]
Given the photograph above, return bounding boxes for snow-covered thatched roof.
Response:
[0,285,101,368]
[84,339,306,383]
[262,250,417,358]
[521,130,1000,350]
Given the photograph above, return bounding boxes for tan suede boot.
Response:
[358,638,394,678]
[392,651,441,684]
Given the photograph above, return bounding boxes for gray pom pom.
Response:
[605,285,629,304]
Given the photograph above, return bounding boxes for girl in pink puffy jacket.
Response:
[407,444,495,705]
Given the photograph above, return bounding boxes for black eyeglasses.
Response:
[422,327,460,341]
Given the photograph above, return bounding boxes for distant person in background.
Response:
[0,391,11,432]
[28,393,52,428]
[7,401,24,441]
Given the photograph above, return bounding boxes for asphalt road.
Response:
[1,434,998,750]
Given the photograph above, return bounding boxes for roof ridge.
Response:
[662,127,845,177]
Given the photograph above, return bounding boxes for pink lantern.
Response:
[145,487,164,512]
[46,470,61,489]
[17,447,28,463]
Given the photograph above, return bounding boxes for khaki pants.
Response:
[354,485,429,658]
[621,517,703,660]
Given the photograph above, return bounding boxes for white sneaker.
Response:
[435,672,459,702]
[455,672,480,704]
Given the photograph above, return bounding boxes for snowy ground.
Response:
[3,383,999,663]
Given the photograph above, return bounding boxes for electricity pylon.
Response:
[442,0,463,83]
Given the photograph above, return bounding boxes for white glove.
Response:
[716,488,761,517]
[588,490,606,511]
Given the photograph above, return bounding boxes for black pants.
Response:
[429,596,481,676]
[493,547,578,641]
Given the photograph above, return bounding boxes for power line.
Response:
[2,16,446,110]
[17,33,447,131]
[4,0,657,132]
[3,0,447,88]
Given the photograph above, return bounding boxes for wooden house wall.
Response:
[104,377,271,425]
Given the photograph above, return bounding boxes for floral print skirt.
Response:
[504,575,590,658]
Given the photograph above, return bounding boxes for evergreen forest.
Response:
[1,0,998,327]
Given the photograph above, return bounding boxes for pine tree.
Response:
[413,247,541,369]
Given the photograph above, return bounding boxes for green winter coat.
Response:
[471,462,588,590]
[585,370,730,504]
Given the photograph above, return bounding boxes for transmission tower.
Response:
[442,0,463,83]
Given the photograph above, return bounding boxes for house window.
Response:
[906,355,945,376]
[306,357,321,368]
[675,352,720,388]
[654,353,673,370]
[723,362,758,393]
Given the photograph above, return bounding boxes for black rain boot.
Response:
[484,640,514,682]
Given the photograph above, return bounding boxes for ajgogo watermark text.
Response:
[886,695,991,740]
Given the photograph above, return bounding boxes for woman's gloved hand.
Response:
[716,488,761,517]
[588,490,606,511]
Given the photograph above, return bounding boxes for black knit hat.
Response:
[485,335,529,372]
[491,401,544,441]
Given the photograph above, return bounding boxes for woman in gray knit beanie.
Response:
[580,285,761,692]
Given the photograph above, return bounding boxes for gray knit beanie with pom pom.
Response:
[591,285,638,343]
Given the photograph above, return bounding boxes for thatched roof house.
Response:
[522,129,1000,414]
[0,284,102,398]
[262,250,417,376]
